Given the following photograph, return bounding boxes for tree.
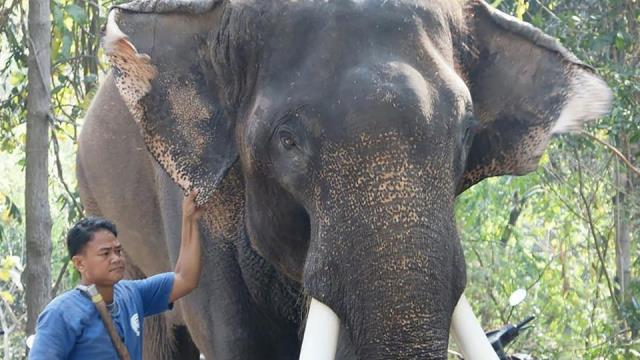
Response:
[459,1,640,358]
[24,0,52,338]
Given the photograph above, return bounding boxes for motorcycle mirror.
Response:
[509,288,527,307]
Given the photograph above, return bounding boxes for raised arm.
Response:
[170,191,203,303]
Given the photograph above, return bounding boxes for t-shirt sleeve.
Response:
[29,307,75,359]
[133,272,175,317]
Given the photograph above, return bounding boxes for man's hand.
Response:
[182,191,203,221]
[170,191,203,303]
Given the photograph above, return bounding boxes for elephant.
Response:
[76,0,612,358]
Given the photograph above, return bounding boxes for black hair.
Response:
[66,217,118,258]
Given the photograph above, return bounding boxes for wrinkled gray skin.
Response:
[77,0,610,358]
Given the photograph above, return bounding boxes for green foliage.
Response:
[0,253,24,359]
[0,0,105,357]
[458,1,640,358]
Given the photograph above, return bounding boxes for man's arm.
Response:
[29,308,74,359]
[169,191,203,303]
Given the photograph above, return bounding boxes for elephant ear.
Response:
[458,0,612,192]
[103,1,232,205]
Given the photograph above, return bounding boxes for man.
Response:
[29,192,203,359]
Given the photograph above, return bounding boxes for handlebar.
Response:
[486,315,535,360]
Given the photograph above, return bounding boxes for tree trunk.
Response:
[628,138,639,336]
[613,168,630,305]
[608,1,636,338]
[613,133,636,337]
[25,0,52,338]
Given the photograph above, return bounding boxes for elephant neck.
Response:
[236,230,305,325]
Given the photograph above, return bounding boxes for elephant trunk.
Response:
[303,135,467,357]
[304,208,466,359]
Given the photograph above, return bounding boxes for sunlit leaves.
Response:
[0,255,23,303]
[0,1,100,355]
[1,192,22,225]
[515,0,529,20]
[0,291,15,304]
[465,3,639,357]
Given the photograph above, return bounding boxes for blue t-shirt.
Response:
[29,272,175,360]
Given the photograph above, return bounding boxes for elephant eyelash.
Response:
[270,105,308,148]
[272,104,307,130]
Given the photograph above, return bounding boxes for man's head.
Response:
[67,217,125,286]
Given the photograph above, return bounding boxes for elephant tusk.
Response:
[450,294,499,360]
[300,295,497,360]
[299,298,340,360]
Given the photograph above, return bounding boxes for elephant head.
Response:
[104,0,611,358]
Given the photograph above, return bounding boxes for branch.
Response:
[573,146,621,311]
[526,253,558,292]
[500,191,528,246]
[470,245,505,323]
[52,54,100,68]
[51,260,70,297]
[582,131,640,177]
[0,296,19,327]
[543,177,588,222]
[0,0,20,30]
[49,123,84,217]
[532,0,561,21]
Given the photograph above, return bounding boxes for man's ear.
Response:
[458,1,612,193]
[72,255,85,274]
[103,2,234,205]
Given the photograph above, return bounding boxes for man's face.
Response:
[72,230,125,286]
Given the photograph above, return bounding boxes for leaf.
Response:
[65,4,87,22]
[83,74,97,85]
[0,269,9,282]
[5,255,22,271]
[10,269,23,291]
[615,32,625,50]
[3,196,22,223]
[515,0,529,20]
[0,291,14,304]
[61,33,73,60]
[52,2,64,27]
[52,28,62,59]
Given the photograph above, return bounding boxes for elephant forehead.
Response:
[339,61,434,116]
[242,0,462,72]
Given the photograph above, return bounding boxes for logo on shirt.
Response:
[130,313,140,337]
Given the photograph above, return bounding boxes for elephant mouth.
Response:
[300,295,493,360]
[299,189,466,358]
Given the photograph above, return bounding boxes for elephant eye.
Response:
[279,131,296,150]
